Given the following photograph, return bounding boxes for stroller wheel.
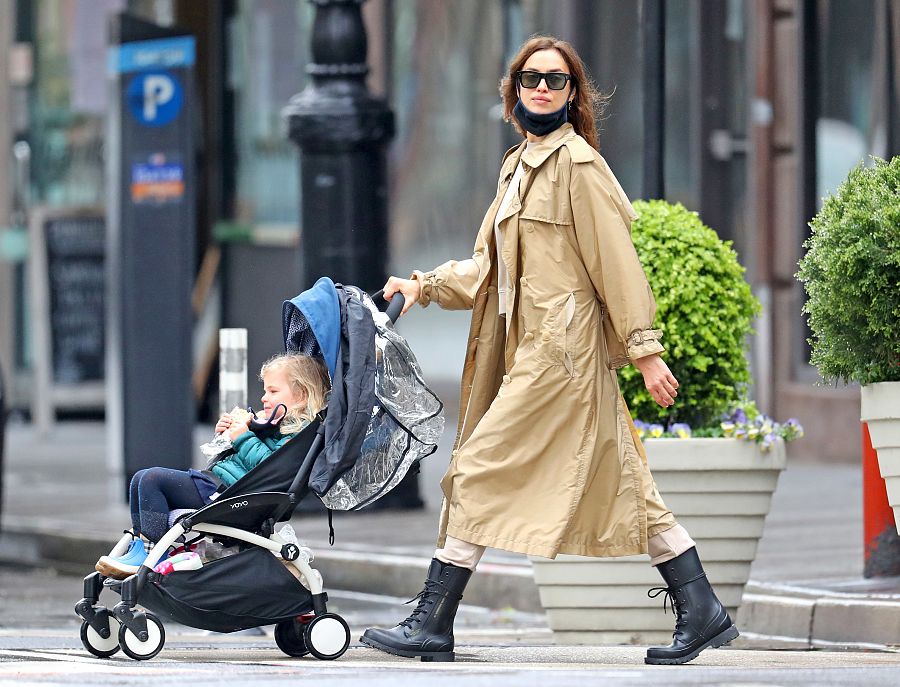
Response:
[304,613,351,660]
[80,618,121,658]
[274,619,310,657]
[118,613,165,661]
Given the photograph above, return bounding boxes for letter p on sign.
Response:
[126,71,183,127]
[143,75,174,121]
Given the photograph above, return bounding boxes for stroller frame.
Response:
[76,422,351,661]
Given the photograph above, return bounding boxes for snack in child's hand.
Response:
[229,407,253,425]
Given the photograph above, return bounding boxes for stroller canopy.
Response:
[282,276,340,378]
[283,279,444,511]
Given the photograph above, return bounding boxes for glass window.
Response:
[575,1,643,200]
[815,0,878,204]
[389,0,505,269]
[229,0,312,230]
[30,0,126,207]
[387,0,506,380]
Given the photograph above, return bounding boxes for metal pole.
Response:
[641,0,665,200]
[0,2,15,395]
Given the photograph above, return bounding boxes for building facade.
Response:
[0,0,897,460]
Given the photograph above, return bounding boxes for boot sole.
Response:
[644,624,740,665]
[94,559,138,580]
[359,634,454,662]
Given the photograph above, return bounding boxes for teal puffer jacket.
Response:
[211,431,295,487]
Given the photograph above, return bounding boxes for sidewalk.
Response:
[2,414,899,651]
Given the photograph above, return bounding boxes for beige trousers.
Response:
[435,524,695,571]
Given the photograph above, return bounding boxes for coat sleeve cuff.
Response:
[625,329,665,360]
[410,270,436,308]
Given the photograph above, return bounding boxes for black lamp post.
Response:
[283,0,394,291]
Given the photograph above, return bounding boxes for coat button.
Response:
[520,276,528,286]
[526,224,534,233]
[502,374,511,384]
[541,331,551,343]
[523,332,534,341]
[487,286,497,294]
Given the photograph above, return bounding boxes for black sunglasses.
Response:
[516,70,573,90]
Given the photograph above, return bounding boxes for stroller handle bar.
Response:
[371,290,407,324]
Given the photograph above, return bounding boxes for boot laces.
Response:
[398,579,442,629]
[648,586,688,630]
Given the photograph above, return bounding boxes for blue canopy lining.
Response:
[282,276,341,378]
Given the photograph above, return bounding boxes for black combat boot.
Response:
[645,547,739,665]
[360,558,472,662]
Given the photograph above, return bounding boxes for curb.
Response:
[738,580,900,651]
[0,524,544,614]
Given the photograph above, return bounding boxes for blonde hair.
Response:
[500,35,609,151]
[259,353,330,434]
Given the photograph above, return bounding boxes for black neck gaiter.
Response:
[512,99,568,137]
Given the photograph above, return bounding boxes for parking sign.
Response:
[125,71,183,127]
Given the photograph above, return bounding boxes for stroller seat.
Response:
[166,418,323,531]
[165,419,322,529]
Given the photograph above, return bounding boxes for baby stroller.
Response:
[75,278,444,661]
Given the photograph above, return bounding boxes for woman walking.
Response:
[362,36,737,665]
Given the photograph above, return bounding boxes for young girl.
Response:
[95,353,329,579]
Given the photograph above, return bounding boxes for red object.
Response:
[863,422,896,567]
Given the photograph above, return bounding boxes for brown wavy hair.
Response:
[500,35,607,151]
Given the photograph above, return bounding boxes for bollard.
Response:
[862,422,900,577]
[219,329,248,414]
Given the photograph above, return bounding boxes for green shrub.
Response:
[618,200,761,428]
[796,156,900,385]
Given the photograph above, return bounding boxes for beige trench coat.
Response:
[413,124,676,559]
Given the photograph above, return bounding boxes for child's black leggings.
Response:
[129,467,206,543]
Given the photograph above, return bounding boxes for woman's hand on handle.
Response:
[633,353,679,408]
[382,276,421,316]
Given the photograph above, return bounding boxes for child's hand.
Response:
[215,414,232,434]
[228,419,250,441]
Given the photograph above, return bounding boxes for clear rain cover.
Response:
[319,296,444,511]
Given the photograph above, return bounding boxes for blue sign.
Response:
[126,71,183,127]
[109,36,196,75]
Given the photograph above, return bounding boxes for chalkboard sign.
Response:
[45,216,105,383]
[29,207,106,431]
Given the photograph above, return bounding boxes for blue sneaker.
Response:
[95,539,149,579]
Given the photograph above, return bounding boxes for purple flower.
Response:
[648,424,665,438]
[669,423,692,439]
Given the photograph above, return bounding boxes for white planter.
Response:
[861,382,900,534]
[531,437,787,645]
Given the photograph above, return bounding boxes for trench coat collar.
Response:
[520,122,579,169]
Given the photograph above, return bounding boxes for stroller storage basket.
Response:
[135,548,313,633]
